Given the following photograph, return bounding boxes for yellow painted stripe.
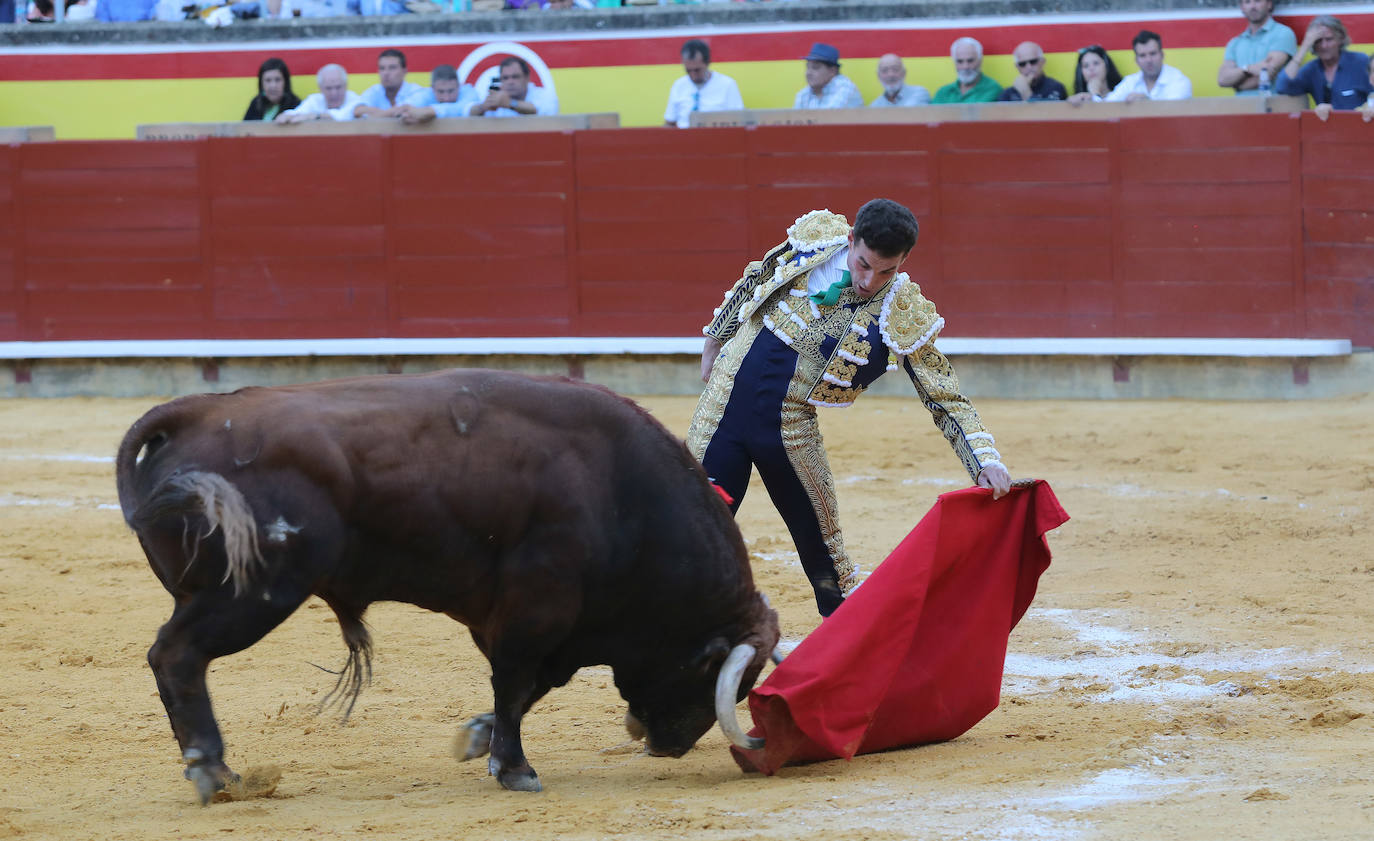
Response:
[5,46,1369,140]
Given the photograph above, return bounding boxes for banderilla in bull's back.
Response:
[115,368,779,802]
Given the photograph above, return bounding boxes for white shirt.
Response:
[793,74,864,110]
[284,90,363,121]
[1105,64,1193,102]
[805,248,849,296]
[663,71,745,128]
[481,85,559,118]
[357,81,426,111]
[870,84,931,108]
[405,85,482,118]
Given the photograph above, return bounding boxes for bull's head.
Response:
[622,587,778,758]
[622,637,770,758]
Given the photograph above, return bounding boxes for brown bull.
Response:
[115,369,777,801]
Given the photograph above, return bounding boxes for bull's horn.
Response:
[715,644,764,751]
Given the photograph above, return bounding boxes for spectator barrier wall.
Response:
[1,112,1370,347]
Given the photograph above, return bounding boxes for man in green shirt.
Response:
[932,36,1003,103]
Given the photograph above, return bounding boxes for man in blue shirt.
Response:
[1217,0,1298,96]
[399,65,481,124]
[354,49,426,120]
[1276,15,1372,110]
[469,57,560,118]
[96,0,155,20]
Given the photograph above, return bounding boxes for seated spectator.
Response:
[663,39,745,128]
[1218,0,1297,96]
[932,37,1002,104]
[999,41,1068,101]
[399,65,481,124]
[793,43,864,110]
[1105,30,1193,101]
[243,58,302,122]
[276,65,362,123]
[469,57,559,117]
[95,0,155,20]
[355,50,426,120]
[347,0,411,14]
[870,53,930,107]
[1277,16,1372,111]
[1068,45,1124,103]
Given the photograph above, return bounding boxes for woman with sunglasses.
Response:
[1067,45,1124,104]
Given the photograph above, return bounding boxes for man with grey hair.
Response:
[276,64,362,123]
[870,53,931,107]
[1276,15,1372,111]
[932,37,1002,103]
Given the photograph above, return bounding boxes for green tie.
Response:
[810,270,851,306]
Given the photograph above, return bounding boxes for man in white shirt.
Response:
[1106,30,1194,101]
[276,64,362,123]
[663,39,745,128]
[870,53,931,107]
[469,57,559,118]
[354,49,426,120]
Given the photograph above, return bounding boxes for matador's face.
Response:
[846,232,907,300]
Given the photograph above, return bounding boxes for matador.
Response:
[686,198,1012,616]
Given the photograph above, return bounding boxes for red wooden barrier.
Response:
[4,115,1371,346]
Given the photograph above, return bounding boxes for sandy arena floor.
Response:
[1,389,1371,841]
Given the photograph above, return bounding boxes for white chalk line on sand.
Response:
[2,453,113,463]
[1007,607,1373,704]
[0,494,120,511]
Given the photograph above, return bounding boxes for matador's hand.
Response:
[700,337,723,383]
[976,463,1011,499]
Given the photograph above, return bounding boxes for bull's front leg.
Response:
[486,665,552,792]
[149,586,307,804]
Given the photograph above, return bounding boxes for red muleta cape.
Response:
[732,479,1069,774]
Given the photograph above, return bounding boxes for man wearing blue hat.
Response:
[794,42,864,109]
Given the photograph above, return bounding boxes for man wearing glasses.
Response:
[999,41,1068,101]
[664,39,744,128]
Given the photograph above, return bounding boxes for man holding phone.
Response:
[469,57,560,117]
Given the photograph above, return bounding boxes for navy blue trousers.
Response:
[699,331,845,616]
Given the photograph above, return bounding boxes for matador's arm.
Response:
[702,242,787,345]
[902,345,1004,483]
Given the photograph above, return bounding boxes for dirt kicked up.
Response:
[1,392,1371,841]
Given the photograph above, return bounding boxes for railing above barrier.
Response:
[0,126,55,143]
[136,113,620,140]
[690,96,1306,127]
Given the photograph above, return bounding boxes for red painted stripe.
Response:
[0,14,1359,81]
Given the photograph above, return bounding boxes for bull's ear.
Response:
[693,637,732,675]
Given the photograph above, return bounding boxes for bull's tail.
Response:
[115,397,265,598]
[142,472,266,598]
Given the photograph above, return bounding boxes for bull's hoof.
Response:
[497,768,542,793]
[182,751,236,806]
[455,713,495,761]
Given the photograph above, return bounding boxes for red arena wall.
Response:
[1,113,1371,346]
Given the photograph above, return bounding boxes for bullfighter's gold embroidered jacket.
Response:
[702,209,1003,481]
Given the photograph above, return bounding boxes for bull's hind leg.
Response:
[149,582,309,804]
